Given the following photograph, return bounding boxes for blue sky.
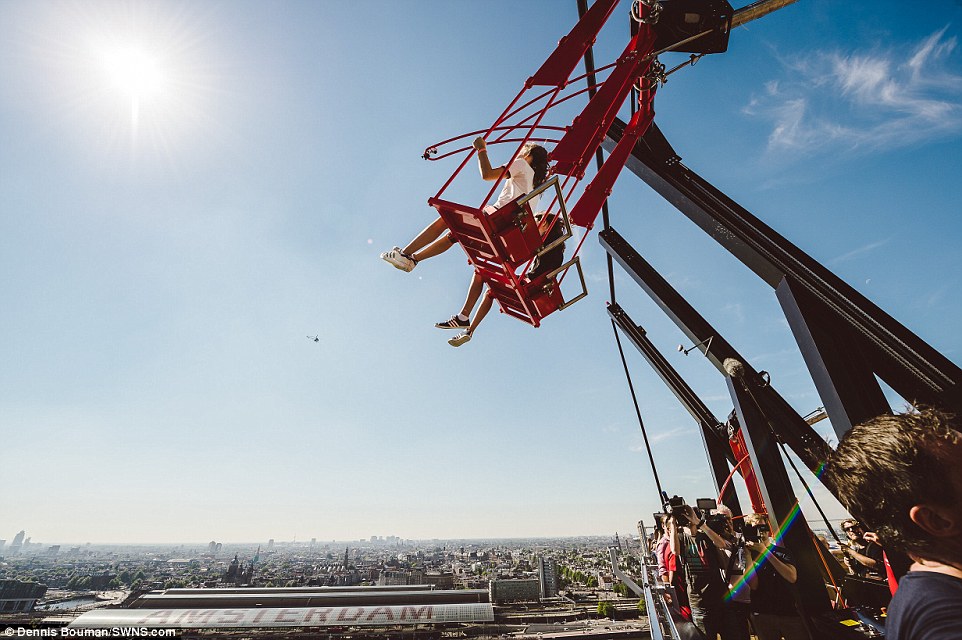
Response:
[2,0,960,544]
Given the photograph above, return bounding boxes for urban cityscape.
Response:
[0,528,652,638]
[2,0,959,638]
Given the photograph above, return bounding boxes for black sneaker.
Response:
[435,315,470,330]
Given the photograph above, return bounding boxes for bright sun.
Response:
[103,45,165,99]
[99,43,168,127]
[33,3,214,161]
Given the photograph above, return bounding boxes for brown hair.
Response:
[524,144,549,189]
[825,407,961,560]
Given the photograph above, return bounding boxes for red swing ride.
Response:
[420,0,787,328]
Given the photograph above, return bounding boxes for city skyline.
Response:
[2,1,961,543]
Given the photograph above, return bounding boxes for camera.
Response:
[696,498,717,512]
[664,495,690,524]
[663,495,717,527]
[743,522,770,543]
[706,513,729,531]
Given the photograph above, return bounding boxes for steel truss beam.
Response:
[601,227,833,617]
[601,228,833,472]
[604,119,962,435]
[608,303,742,516]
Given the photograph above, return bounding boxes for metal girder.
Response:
[728,377,831,621]
[777,276,892,438]
[600,228,832,617]
[527,0,621,88]
[608,303,742,516]
[600,226,833,476]
[604,119,962,423]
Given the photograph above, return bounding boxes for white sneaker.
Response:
[448,331,472,347]
[380,247,416,272]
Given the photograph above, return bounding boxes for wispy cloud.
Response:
[630,426,695,450]
[744,28,962,157]
[829,238,891,264]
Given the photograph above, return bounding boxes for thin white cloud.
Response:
[745,28,962,157]
[630,425,695,450]
[829,238,891,264]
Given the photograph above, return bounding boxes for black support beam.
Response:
[776,276,892,437]
[728,376,830,622]
[600,227,833,475]
[604,118,962,423]
[608,303,742,516]
[601,227,831,617]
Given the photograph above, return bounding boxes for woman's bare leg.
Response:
[448,283,494,346]
[468,293,494,335]
[402,217,448,255]
[412,234,455,263]
[458,274,485,318]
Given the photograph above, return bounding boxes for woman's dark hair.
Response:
[525,144,549,188]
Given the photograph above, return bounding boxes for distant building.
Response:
[89,572,116,590]
[423,573,455,589]
[226,555,240,581]
[10,531,25,556]
[224,555,253,586]
[538,557,559,598]
[489,578,541,604]
[0,579,47,613]
[378,570,409,586]
[46,545,60,557]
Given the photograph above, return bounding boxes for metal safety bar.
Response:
[541,257,588,312]
[636,522,682,640]
[517,175,574,259]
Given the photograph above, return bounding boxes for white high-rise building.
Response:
[537,556,559,598]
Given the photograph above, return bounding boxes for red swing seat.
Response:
[428,176,587,328]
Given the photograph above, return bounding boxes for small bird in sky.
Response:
[307,335,319,343]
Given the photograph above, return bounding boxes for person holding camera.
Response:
[670,503,727,638]
[741,513,808,640]
[656,513,693,621]
[700,508,756,640]
[838,519,885,579]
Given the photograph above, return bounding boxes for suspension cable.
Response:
[776,437,845,547]
[612,318,665,502]
[740,383,843,546]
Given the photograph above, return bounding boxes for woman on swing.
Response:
[381,137,549,273]
[380,137,551,342]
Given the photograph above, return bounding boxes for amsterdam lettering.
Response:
[68,604,494,629]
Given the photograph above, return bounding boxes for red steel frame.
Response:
[423,0,660,326]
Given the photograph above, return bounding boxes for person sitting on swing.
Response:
[380,137,549,281]
[441,210,566,347]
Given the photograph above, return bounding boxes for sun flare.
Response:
[102,44,166,100]
[26,2,219,164]
[97,42,169,129]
